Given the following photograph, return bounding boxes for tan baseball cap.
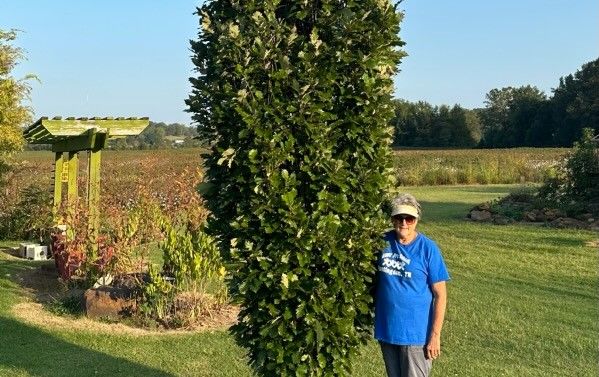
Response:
[390,204,419,218]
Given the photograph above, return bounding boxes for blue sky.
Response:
[3,0,598,125]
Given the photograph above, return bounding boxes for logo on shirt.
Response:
[379,252,412,278]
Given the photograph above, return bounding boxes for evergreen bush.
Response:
[188,1,404,375]
[538,128,599,214]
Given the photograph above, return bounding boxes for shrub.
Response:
[0,184,52,241]
[538,128,599,214]
[141,220,226,328]
[188,1,404,375]
[562,128,599,202]
[51,207,117,283]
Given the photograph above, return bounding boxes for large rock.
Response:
[523,210,537,222]
[470,210,492,222]
[493,215,512,225]
[84,286,137,319]
[544,208,564,221]
[549,217,586,229]
[475,202,491,211]
[577,213,594,221]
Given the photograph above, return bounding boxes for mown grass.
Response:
[394,148,568,185]
[1,185,597,376]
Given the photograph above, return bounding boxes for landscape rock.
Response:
[476,202,491,211]
[493,216,512,225]
[549,217,586,229]
[543,208,564,221]
[84,286,137,319]
[577,213,594,221]
[523,210,540,222]
[470,210,492,222]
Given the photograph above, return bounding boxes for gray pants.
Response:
[379,342,432,377]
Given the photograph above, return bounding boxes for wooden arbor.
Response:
[23,117,149,235]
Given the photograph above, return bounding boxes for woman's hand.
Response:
[426,332,441,360]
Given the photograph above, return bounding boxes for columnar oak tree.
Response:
[187,1,404,375]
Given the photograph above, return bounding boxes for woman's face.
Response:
[392,214,418,241]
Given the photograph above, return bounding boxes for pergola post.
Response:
[87,148,102,239]
[53,152,64,219]
[67,151,79,213]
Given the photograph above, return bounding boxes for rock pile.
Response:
[467,200,599,231]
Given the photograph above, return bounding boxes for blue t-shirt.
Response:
[374,231,450,346]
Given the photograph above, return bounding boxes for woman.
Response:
[374,193,450,377]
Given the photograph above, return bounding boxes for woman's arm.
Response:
[426,281,447,360]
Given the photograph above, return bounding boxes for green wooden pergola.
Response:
[23,117,149,236]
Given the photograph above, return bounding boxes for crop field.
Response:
[9,147,568,192]
[394,147,568,185]
[0,148,597,377]
[8,149,205,207]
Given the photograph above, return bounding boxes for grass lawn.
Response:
[1,185,597,376]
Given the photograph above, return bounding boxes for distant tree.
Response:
[141,124,167,148]
[479,87,513,147]
[392,99,431,146]
[411,101,436,146]
[449,105,481,147]
[479,85,546,147]
[433,105,452,146]
[1,29,35,186]
[391,100,435,146]
[550,57,599,146]
[525,101,555,147]
[505,87,546,146]
[105,121,198,149]
[165,123,194,136]
[391,100,480,147]
[0,29,33,155]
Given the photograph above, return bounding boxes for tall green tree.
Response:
[449,104,481,147]
[187,1,404,375]
[391,100,435,146]
[550,57,599,146]
[0,29,33,154]
[0,29,34,186]
[479,85,546,147]
[391,100,480,147]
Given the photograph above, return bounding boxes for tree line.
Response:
[392,57,599,148]
[108,121,199,149]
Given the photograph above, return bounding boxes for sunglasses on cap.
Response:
[392,214,417,224]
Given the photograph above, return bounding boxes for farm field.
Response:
[1,180,597,376]
[393,147,568,185]
[8,149,206,208]
[4,148,568,206]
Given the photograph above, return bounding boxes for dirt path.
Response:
[12,301,238,337]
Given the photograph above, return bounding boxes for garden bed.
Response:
[1,249,238,334]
